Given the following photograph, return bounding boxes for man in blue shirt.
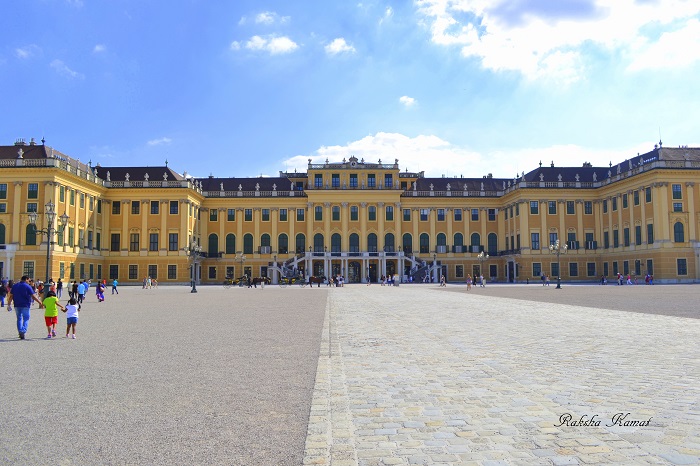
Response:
[7,276,44,339]
[77,280,87,304]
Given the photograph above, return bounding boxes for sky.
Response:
[2,0,700,179]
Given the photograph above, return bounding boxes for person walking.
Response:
[7,275,44,339]
[466,274,472,291]
[480,274,485,287]
[112,278,119,294]
[77,280,86,304]
[42,291,65,339]
[56,278,63,298]
[0,280,6,307]
[545,274,550,286]
[63,297,80,339]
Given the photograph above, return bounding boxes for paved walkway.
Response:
[304,284,700,465]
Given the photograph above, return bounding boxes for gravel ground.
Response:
[440,282,700,319]
[0,285,328,466]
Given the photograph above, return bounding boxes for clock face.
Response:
[350,161,356,167]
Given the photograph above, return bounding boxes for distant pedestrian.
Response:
[439,275,446,287]
[63,297,80,339]
[545,274,550,286]
[77,281,86,304]
[7,275,45,339]
[541,273,546,286]
[112,279,119,294]
[466,274,472,291]
[42,291,64,339]
[56,278,63,298]
[0,280,6,307]
[96,281,105,302]
[480,274,485,287]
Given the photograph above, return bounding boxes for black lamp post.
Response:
[28,201,69,298]
[549,239,568,289]
[183,241,203,293]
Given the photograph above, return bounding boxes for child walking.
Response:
[43,291,65,339]
[63,297,80,339]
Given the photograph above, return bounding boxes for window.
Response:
[28,183,38,199]
[23,261,35,278]
[603,200,608,213]
[531,233,540,250]
[278,234,288,254]
[673,203,683,212]
[67,227,74,247]
[677,258,687,275]
[515,203,520,216]
[672,183,682,199]
[97,199,102,213]
[69,190,75,206]
[88,231,93,249]
[89,196,94,211]
[59,262,65,279]
[603,262,609,277]
[210,209,218,221]
[569,262,578,277]
[437,209,445,221]
[350,206,358,221]
[314,174,323,188]
[584,201,592,215]
[532,262,542,277]
[59,185,64,202]
[645,186,652,203]
[622,193,628,209]
[112,202,121,215]
[169,200,179,214]
[634,190,640,206]
[603,231,609,249]
[587,262,596,277]
[130,233,140,252]
[549,232,558,247]
[96,232,101,251]
[385,205,393,221]
[566,201,575,215]
[489,264,497,279]
[131,201,140,215]
[623,228,630,247]
[349,174,358,187]
[168,265,177,280]
[420,209,429,221]
[129,265,138,280]
[225,234,236,254]
[25,224,37,246]
[149,233,159,251]
[241,209,251,221]
[367,174,376,188]
[488,209,496,221]
[109,265,119,280]
[279,209,287,222]
[80,193,85,209]
[169,233,179,251]
[262,209,270,222]
[332,174,340,188]
[551,262,559,278]
[208,266,217,279]
[332,206,340,221]
[613,230,619,248]
[0,204,6,214]
[315,206,323,221]
[296,208,305,222]
[0,183,6,199]
[384,174,393,188]
[419,233,429,253]
[69,263,75,279]
[635,226,642,245]
[454,209,462,221]
[612,197,617,211]
[227,209,236,221]
[674,222,685,243]
[368,206,376,221]
[548,201,557,215]
[111,234,120,251]
[456,265,464,278]
[530,201,538,215]
[78,229,85,248]
[646,259,653,276]
[487,233,498,255]
[403,209,411,221]
[27,203,37,213]
[647,224,654,244]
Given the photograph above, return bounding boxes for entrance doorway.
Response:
[508,262,514,283]
[386,261,396,278]
[368,263,377,282]
[313,261,324,277]
[348,261,361,283]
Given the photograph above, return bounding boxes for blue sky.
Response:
[2,0,700,178]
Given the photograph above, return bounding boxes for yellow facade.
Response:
[2,142,699,284]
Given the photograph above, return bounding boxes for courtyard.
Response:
[1,283,698,465]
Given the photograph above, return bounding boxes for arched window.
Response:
[26,224,37,246]
[436,233,447,245]
[488,233,498,255]
[243,233,254,254]
[674,221,685,243]
[278,233,288,254]
[367,233,378,252]
[454,233,464,252]
[261,233,271,247]
[225,234,236,254]
[470,233,481,247]
[419,233,430,253]
[402,233,412,254]
[313,233,324,252]
[349,233,360,254]
[208,233,219,256]
[331,233,341,253]
[295,233,305,254]
[384,233,395,252]
[0,223,5,245]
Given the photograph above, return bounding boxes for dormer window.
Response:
[368,174,376,188]
[314,174,323,188]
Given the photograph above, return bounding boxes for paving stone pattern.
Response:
[304,285,700,466]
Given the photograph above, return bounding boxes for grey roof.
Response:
[96,166,185,182]
[0,142,91,172]
[196,176,293,192]
[413,177,509,191]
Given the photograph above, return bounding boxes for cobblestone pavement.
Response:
[304,284,700,466]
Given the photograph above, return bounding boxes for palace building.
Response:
[1,137,699,285]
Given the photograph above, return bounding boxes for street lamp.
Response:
[549,239,568,289]
[235,252,246,279]
[183,240,203,293]
[28,201,69,298]
[477,251,489,283]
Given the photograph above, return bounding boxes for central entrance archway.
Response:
[348,261,361,283]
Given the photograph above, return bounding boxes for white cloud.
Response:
[50,59,84,79]
[242,35,299,54]
[15,45,41,59]
[282,132,657,178]
[627,18,700,71]
[415,0,700,83]
[380,6,393,24]
[93,44,106,53]
[325,38,356,55]
[399,96,416,107]
[147,137,172,146]
[255,11,290,25]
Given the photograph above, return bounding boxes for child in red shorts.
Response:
[42,291,65,339]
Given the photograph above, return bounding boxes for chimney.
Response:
[29,137,36,146]
[14,138,26,146]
